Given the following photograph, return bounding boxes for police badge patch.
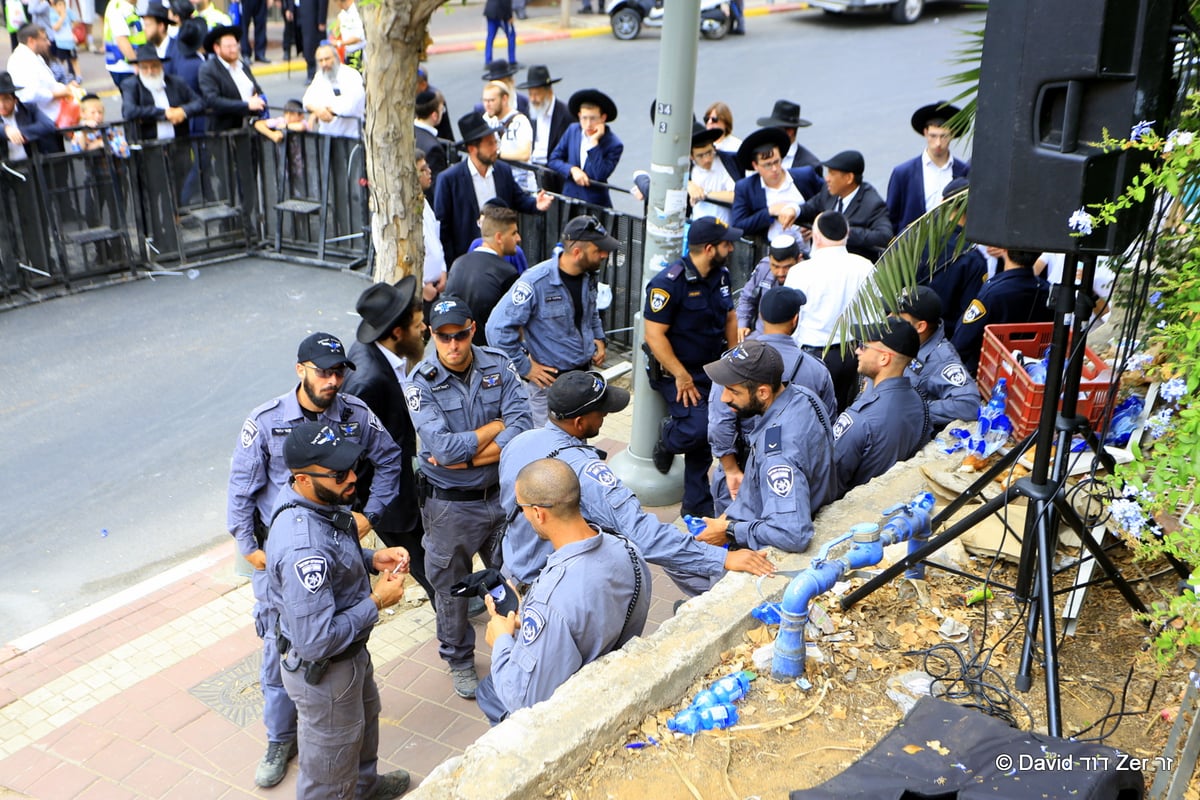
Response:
[962,299,987,325]
[767,464,794,497]
[482,372,501,388]
[339,422,361,438]
[294,556,328,594]
[942,364,969,387]
[521,608,545,644]
[240,419,258,448]
[583,460,618,488]
[405,385,421,414]
[833,412,854,439]
[511,281,534,305]
[649,287,670,313]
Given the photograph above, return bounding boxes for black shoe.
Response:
[367,769,412,799]
[729,28,745,35]
[580,6,594,13]
[255,739,297,788]
[652,419,674,474]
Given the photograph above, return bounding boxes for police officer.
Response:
[477,458,650,724]
[833,317,932,499]
[951,248,1054,376]
[266,422,412,800]
[499,371,774,593]
[893,286,978,428]
[227,332,402,789]
[735,234,802,341]
[486,214,615,427]
[709,286,836,513]
[644,216,740,518]
[407,296,533,699]
[697,340,837,553]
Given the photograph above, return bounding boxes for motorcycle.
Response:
[607,0,733,41]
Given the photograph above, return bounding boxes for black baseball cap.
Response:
[562,215,621,252]
[704,340,784,386]
[759,286,807,324]
[548,371,630,419]
[297,332,355,370]
[688,216,742,247]
[428,295,474,329]
[895,286,943,325]
[853,316,920,359]
[284,421,364,470]
[942,177,969,199]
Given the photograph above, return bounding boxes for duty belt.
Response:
[422,483,500,502]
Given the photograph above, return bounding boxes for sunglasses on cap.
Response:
[551,372,610,420]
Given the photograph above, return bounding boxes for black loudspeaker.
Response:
[964,0,1177,255]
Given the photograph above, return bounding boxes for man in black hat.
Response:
[831,317,932,499]
[731,126,823,240]
[121,43,203,142]
[163,3,205,94]
[433,110,552,265]
[477,59,530,116]
[688,120,739,225]
[0,71,57,160]
[698,339,837,553]
[444,201,522,346]
[227,333,402,788]
[343,278,438,608]
[548,88,623,208]
[265,421,412,800]
[756,99,822,171]
[518,64,570,194]
[797,149,893,262]
[198,24,266,132]
[886,101,970,233]
[891,285,978,428]
[139,3,174,58]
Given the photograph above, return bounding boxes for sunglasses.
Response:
[433,326,473,343]
[570,215,609,238]
[704,115,722,124]
[302,363,347,379]
[297,463,357,484]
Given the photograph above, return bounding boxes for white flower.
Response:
[1164,130,1195,153]
[1130,120,1155,141]
[1068,208,1094,235]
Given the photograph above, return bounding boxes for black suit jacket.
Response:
[433,157,541,264]
[415,122,449,200]
[3,101,59,157]
[198,56,264,132]
[531,97,571,192]
[443,248,519,344]
[798,180,894,261]
[121,75,207,142]
[790,143,823,172]
[342,341,419,537]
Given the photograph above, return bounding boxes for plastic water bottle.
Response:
[667,703,739,734]
[985,378,1008,419]
[693,673,751,708]
[971,379,1011,457]
[682,515,707,536]
[751,602,782,625]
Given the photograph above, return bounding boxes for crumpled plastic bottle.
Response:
[667,702,739,734]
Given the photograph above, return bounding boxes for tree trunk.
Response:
[363,0,447,284]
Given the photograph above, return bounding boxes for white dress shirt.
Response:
[762,173,804,241]
[302,64,365,138]
[467,155,498,215]
[785,244,874,347]
[8,43,64,122]
[921,150,954,214]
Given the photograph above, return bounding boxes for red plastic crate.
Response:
[976,323,1114,439]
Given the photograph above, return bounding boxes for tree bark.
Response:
[363,0,447,284]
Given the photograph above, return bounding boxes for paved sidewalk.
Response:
[0,406,690,799]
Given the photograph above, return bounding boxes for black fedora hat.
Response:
[756,99,812,129]
[202,24,241,55]
[0,72,24,95]
[516,64,561,89]
[911,100,962,134]
[128,43,169,63]
[175,17,205,55]
[691,119,722,149]
[355,276,417,344]
[481,59,520,81]
[141,2,174,23]
[736,127,790,172]
[568,89,617,122]
[455,111,501,147]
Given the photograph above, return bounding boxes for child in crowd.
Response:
[330,0,364,73]
[254,98,310,188]
[48,0,81,81]
[68,94,129,157]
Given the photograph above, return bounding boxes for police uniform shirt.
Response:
[832,378,931,498]
[905,325,978,427]
[734,257,777,336]
[950,267,1053,375]
[264,484,379,662]
[499,424,727,584]
[724,384,837,553]
[405,345,532,490]
[489,527,650,716]
[485,257,606,376]
[643,255,733,371]
[228,389,402,557]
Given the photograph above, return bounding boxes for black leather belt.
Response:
[801,343,839,354]
[424,483,500,502]
[330,637,368,662]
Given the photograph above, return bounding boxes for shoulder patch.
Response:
[482,371,501,389]
[665,262,685,280]
[583,460,618,489]
[511,280,534,305]
[520,607,546,645]
[338,421,361,439]
[649,287,670,313]
[405,384,421,414]
[240,419,258,448]
[293,555,328,594]
[962,299,986,325]
[833,412,854,440]
[909,357,925,375]
[766,464,794,497]
[764,426,783,454]
[941,363,969,387]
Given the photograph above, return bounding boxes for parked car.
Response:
[807,0,985,25]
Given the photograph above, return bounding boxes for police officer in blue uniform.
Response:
[227,332,402,789]
[893,286,978,428]
[832,318,932,499]
[265,422,412,800]
[486,215,616,427]
[709,286,836,513]
[476,458,650,724]
[406,296,533,700]
[734,234,803,341]
[697,340,836,553]
[644,216,740,518]
[499,371,774,593]
[951,248,1054,376]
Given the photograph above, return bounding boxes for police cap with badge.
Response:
[703,339,785,387]
[688,216,743,249]
[547,370,630,420]
[280,421,363,532]
[297,332,356,370]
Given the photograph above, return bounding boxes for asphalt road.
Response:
[4,6,986,644]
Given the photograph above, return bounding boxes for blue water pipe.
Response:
[770,492,936,682]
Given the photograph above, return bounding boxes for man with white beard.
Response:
[302,43,365,138]
[517,64,570,193]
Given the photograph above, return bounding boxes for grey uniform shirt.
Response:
[833,377,932,499]
[485,257,606,375]
[905,325,978,427]
[499,424,728,584]
[405,346,533,490]
[724,384,837,552]
[264,484,378,662]
[489,528,650,715]
[735,257,778,335]
[227,388,402,557]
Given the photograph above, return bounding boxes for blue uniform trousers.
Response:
[475,674,509,725]
[484,18,516,65]
[652,371,716,517]
[421,494,505,670]
[280,648,381,800]
[251,569,298,744]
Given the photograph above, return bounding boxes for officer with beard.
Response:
[227,332,402,789]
